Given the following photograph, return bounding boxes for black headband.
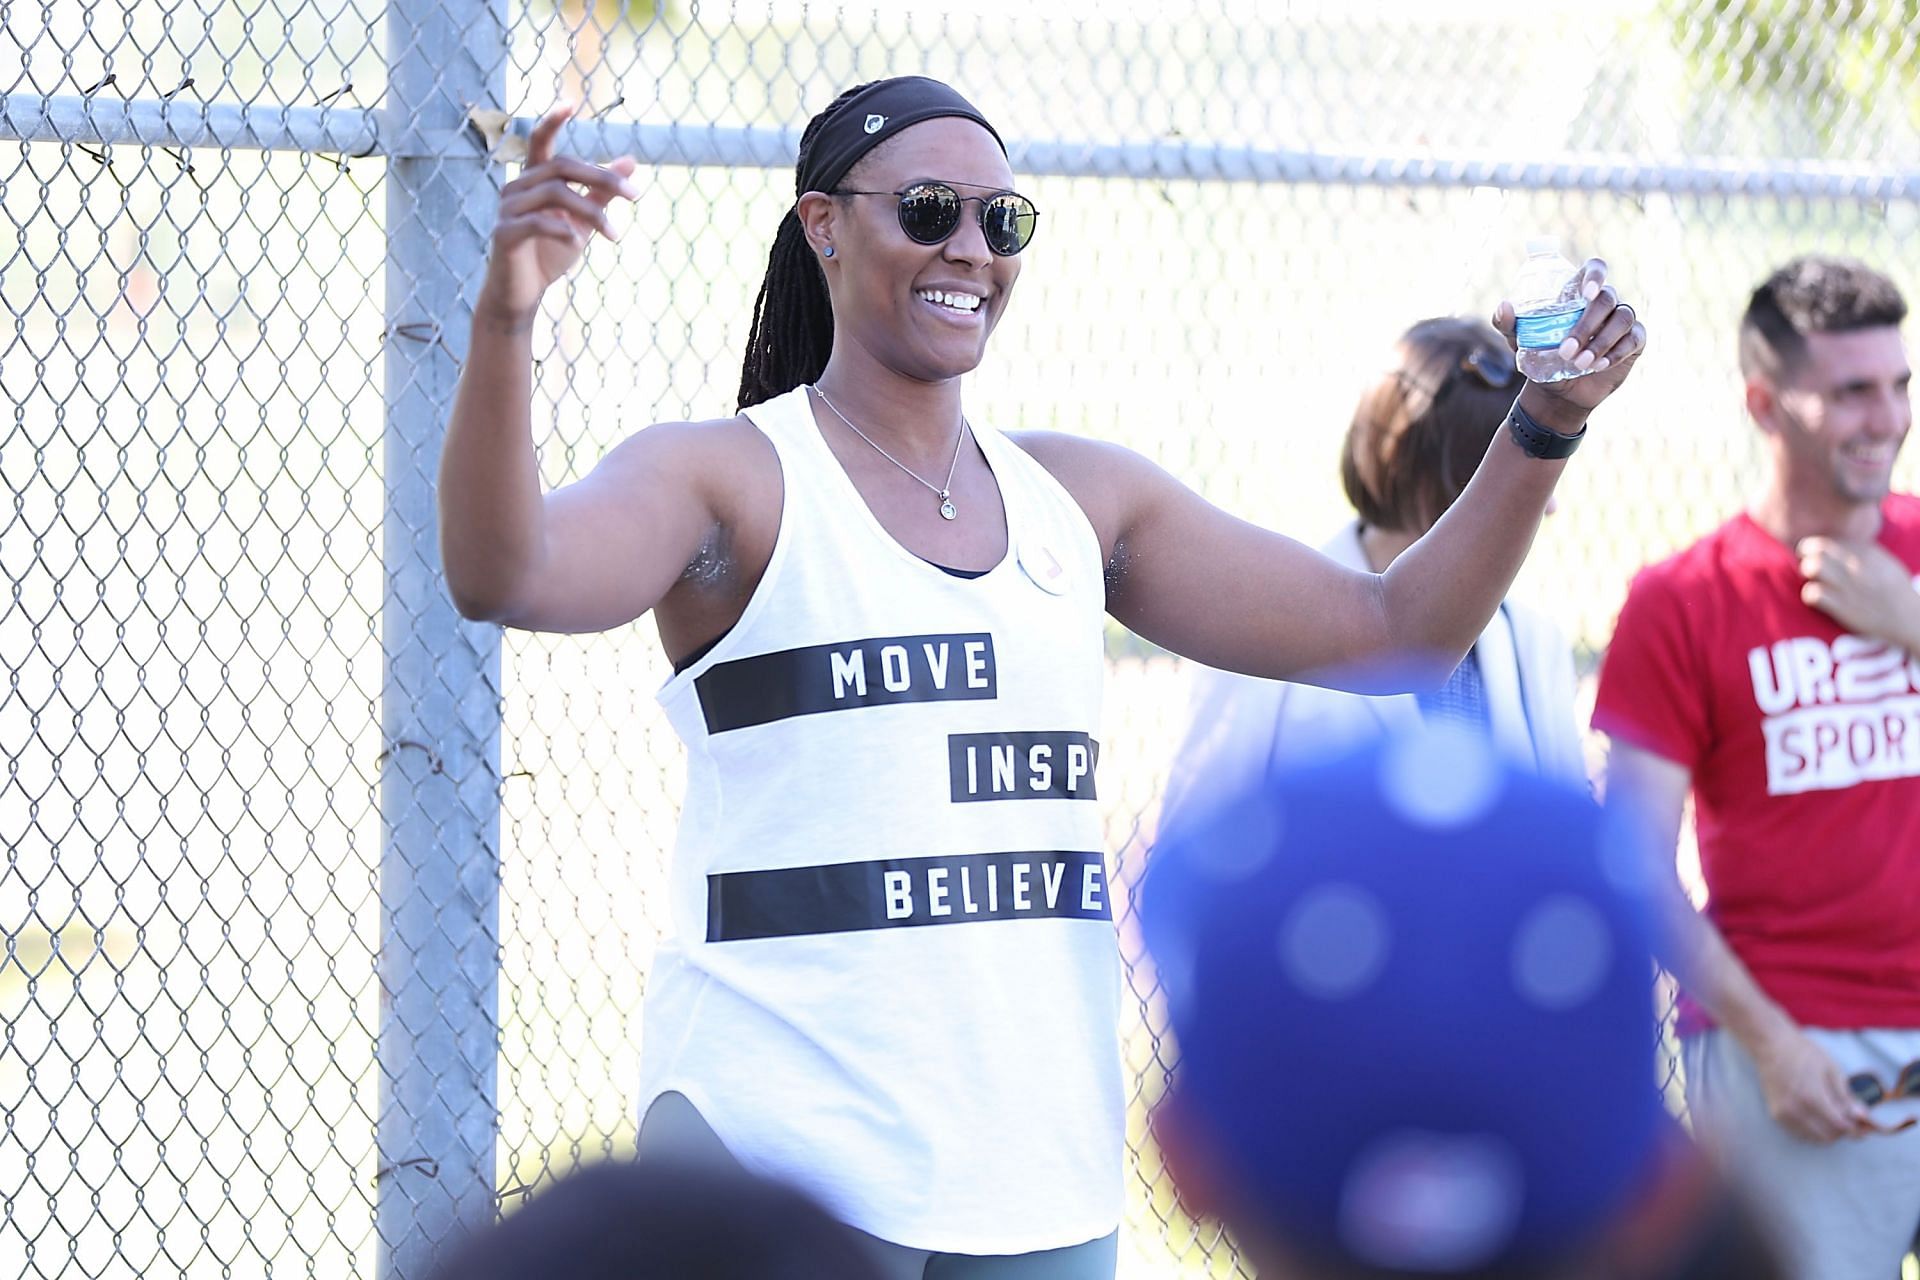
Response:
[797,77,1006,197]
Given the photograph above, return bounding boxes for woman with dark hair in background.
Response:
[1169,316,1590,820]
[437,76,1644,1278]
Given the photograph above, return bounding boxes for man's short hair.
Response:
[1342,318,1522,534]
[1739,256,1907,381]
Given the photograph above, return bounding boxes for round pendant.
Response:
[939,498,957,521]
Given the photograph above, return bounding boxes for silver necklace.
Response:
[811,384,967,521]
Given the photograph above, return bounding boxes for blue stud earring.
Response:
[823,244,835,258]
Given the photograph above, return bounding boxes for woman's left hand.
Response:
[1493,258,1647,433]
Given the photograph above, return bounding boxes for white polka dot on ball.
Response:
[1378,723,1504,830]
[1338,1130,1524,1272]
[1277,882,1391,1000]
[1511,894,1614,1011]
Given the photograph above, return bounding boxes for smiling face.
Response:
[799,116,1023,384]
[1754,326,1913,511]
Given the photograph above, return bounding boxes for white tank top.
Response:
[645,386,1122,1253]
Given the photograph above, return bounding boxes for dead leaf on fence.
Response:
[466,107,527,163]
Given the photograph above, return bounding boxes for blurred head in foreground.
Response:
[1143,729,1778,1279]
[426,1158,882,1280]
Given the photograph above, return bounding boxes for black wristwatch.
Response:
[1506,401,1586,459]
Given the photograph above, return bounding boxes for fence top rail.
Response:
[4,93,387,161]
[6,93,1919,202]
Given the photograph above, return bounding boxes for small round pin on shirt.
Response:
[1018,540,1069,595]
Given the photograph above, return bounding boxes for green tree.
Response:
[1671,0,1920,150]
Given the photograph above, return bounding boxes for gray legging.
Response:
[637,1091,1119,1280]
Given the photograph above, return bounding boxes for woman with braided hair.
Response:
[439,77,1647,1278]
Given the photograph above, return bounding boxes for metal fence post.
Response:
[375,0,507,1271]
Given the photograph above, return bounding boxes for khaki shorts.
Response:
[1683,1027,1920,1280]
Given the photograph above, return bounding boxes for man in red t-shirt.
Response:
[1594,256,1920,1278]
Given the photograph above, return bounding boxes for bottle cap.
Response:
[1524,236,1562,257]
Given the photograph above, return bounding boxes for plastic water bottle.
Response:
[1511,238,1592,383]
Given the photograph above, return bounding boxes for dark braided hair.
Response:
[735,83,877,412]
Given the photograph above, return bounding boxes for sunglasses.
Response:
[1847,1059,1920,1134]
[1392,346,1519,404]
[834,181,1040,257]
[1459,347,1520,389]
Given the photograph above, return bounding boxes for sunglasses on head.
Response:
[1847,1059,1920,1134]
[1458,346,1519,390]
[1392,345,1519,404]
[834,181,1040,257]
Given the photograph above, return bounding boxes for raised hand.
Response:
[479,104,640,321]
[1493,259,1649,433]
[1798,536,1920,650]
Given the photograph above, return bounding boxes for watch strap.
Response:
[1507,401,1586,460]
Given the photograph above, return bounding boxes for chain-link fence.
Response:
[5,1,1919,1276]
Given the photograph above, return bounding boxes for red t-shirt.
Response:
[1593,494,1920,1034]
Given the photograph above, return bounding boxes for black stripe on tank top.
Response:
[948,731,1100,801]
[695,632,997,734]
[707,850,1111,941]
